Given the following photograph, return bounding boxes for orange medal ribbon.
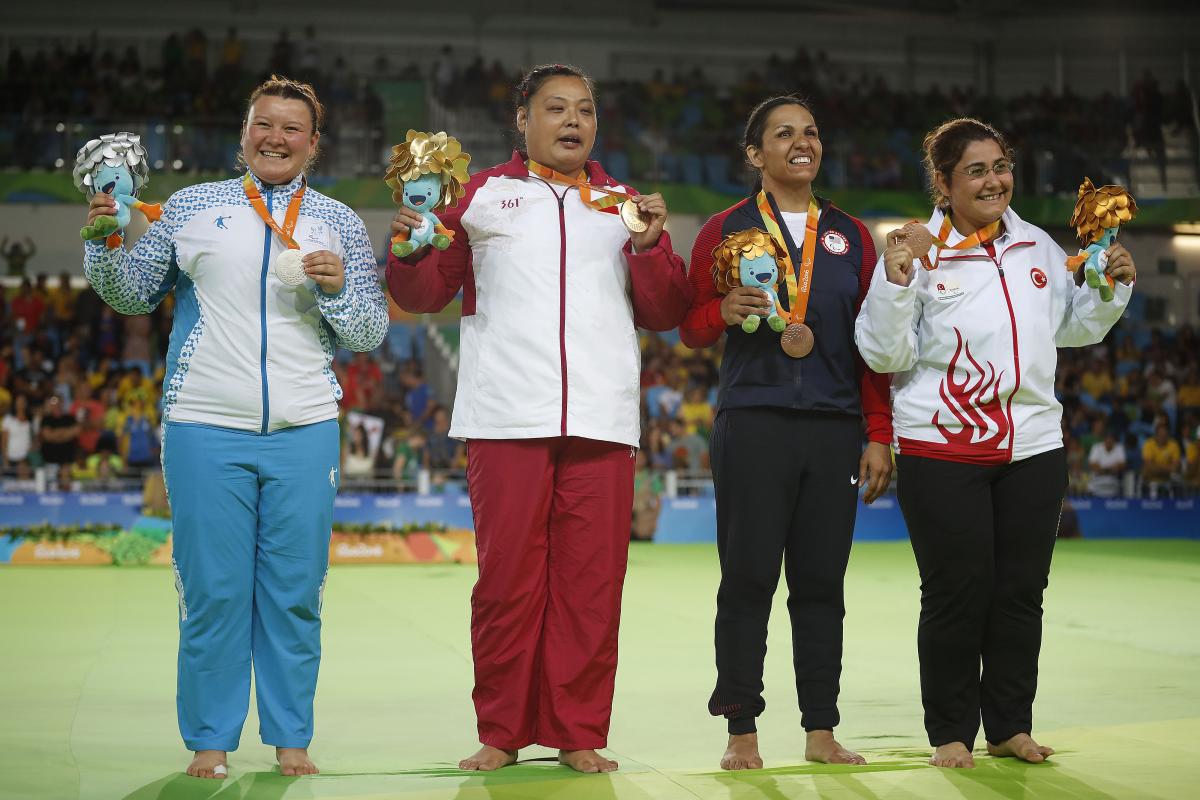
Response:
[242,173,307,251]
[526,159,627,212]
[756,191,819,325]
[930,214,1002,268]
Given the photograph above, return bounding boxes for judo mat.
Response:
[2,539,1197,799]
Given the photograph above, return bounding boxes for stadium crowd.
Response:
[2,265,1198,502]
[1,29,1197,511]
[2,32,1194,192]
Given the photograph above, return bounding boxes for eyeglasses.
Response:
[956,160,1014,180]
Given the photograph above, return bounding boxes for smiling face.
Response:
[402,173,444,213]
[935,138,1014,232]
[739,252,779,291]
[241,95,319,185]
[747,103,822,193]
[517,75,596,176]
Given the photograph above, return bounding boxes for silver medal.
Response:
[274,249,306,286]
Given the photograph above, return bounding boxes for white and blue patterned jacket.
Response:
[84,172,388,434]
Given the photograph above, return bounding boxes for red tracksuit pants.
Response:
[466,436,635,751]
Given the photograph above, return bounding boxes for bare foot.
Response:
[276,747,319,776]
[720,733,764,770]
[987,733,1054,763]
[930,742,975,768]
[558,749,618,773]
[185,750,227,779]
[805,729,867,765]
[458,745,518,771]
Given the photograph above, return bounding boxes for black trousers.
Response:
[896,448,1068,750]
[708,407,862,735]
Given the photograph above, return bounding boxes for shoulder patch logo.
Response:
[821,230,850,256]
[1030,267,1048,289]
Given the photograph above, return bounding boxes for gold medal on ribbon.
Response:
[620,198,649,233]
[528,159,650,233]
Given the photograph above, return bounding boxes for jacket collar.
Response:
[927,204,1027,249]
[503,150,620,187]
[244,170,306,198]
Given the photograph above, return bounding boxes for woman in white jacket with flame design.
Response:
[855,118,1136,769]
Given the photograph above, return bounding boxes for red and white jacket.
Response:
[854,206,1131,464]
[386,152,692,447]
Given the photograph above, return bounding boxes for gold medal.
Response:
[780,323,814,358]
[620,198,649,233]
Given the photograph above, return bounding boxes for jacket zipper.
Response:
[990,251,1020,461]
[528,175,572,437]
[258,186,272,435]
[556,191,568,436]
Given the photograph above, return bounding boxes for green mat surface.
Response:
[2,540,1197,799]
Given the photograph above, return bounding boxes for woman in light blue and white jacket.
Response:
[83,76,387,780]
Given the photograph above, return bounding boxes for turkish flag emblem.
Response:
[1031,268,1048,289]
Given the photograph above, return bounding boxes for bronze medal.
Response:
[781,323,814,358]
[620,198,649,233]
[895,221,936,270]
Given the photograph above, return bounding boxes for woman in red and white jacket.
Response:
[855,118,1137,769]
[387,64,691,774]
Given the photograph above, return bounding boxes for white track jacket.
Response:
[855,206,1131,464]
[84,172,388,433]
[387,153,692,447]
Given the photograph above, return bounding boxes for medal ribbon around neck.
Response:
[242,172,307,251]
[756,191,819,325]
[526,159,627,213]
[929,213,1002,268]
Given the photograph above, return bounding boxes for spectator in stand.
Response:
[390,426,428,483]
[1079,354,1113,405]
[1142,421,1181,496]
[47,273,76,326]
[120,395,159,470]
[1183,422,1200,490]
[2,394,34,472]
[39,394,79,486]
[11,277,45,333]
[665,416,707,472]
[342,352,383,411]
[121,314,154,378]
[1087,430,1126,498]
[2,236,36,276]
[631,449,663,541]
[1177,364,1200,417]
[342,424,375,478]
[88,432,126,488]
[400,360,432,427]
[426,405,463,470]
[679,385,714,436]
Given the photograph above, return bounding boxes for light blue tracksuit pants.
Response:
[163,419,339,752]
